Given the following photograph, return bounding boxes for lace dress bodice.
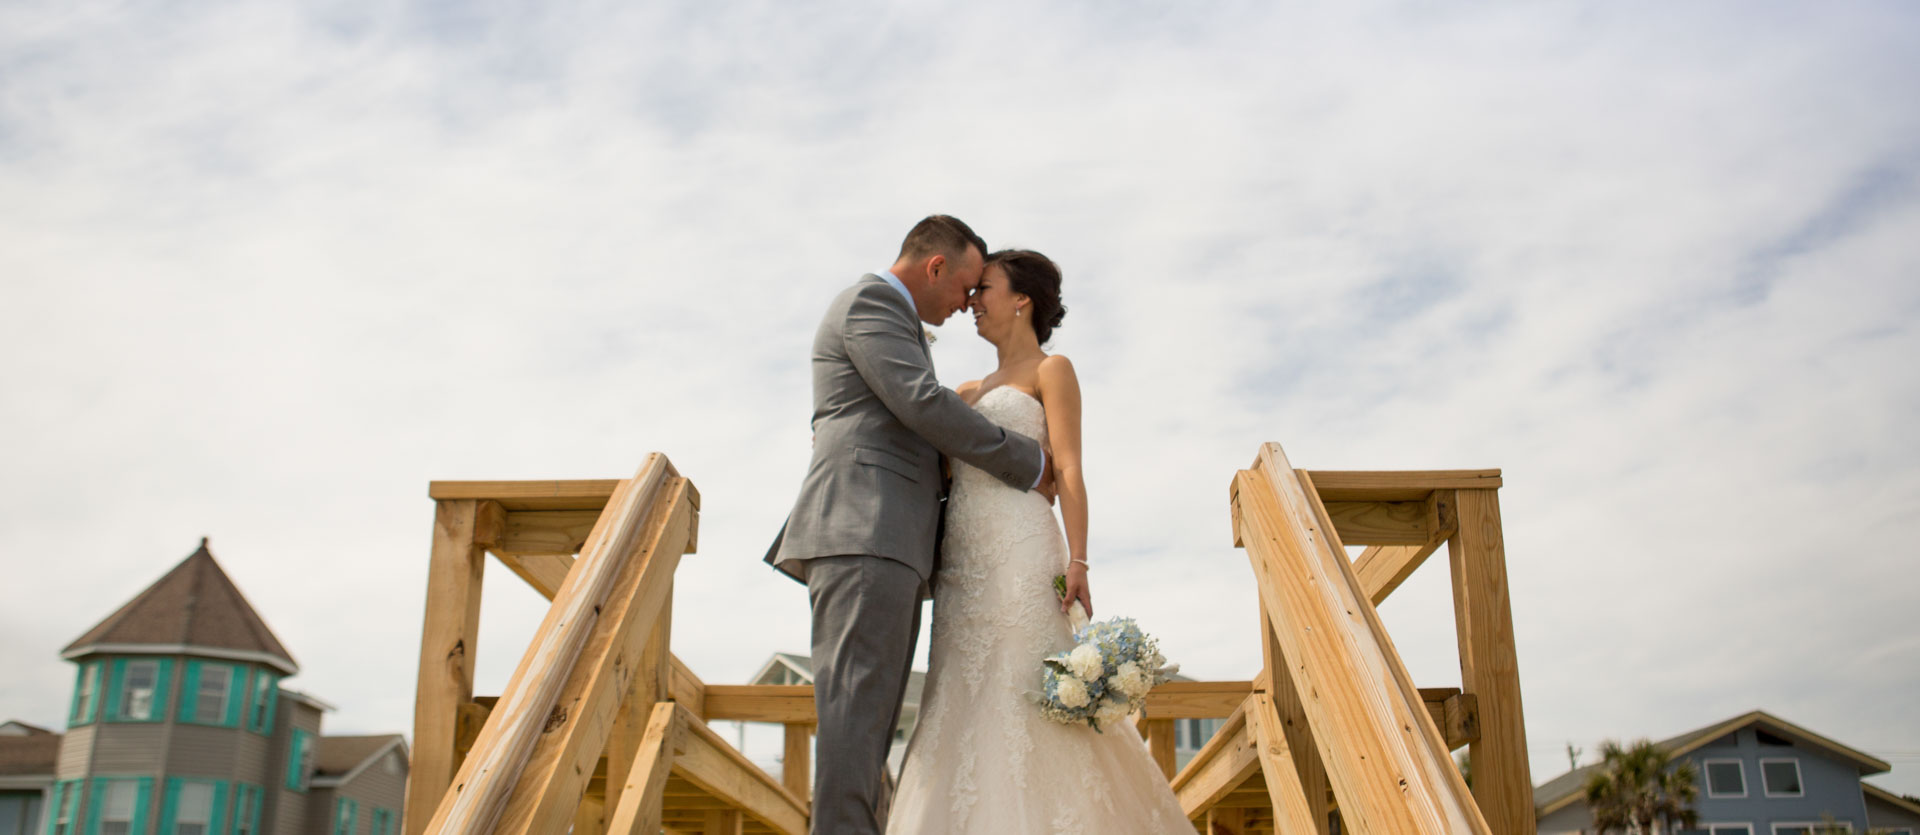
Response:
[886,386,1190,834]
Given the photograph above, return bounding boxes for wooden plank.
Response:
[671,704,809,835]
[1302,469,1501,502]
[671,655,706,720]
[1351,489,1461,605]
[405,499,502,835]
[1448,488,1534,835]
[430,480,623,511]
[1143,720,1177,780]
[702,686,814,723]
[423,456,679,835]
[1322,501,1429,545]
[780,724,811,800]
[605,702,679,835]
[573,791,606,835]
[1233,444,1486,834]
[1145,680,1254,719]
[497,510,602,556]
[1243,691,1322,835]
[494,477,696,835]
[1170,697,1259,819]
[1206,806,1248,834]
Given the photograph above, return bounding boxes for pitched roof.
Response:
[0,721,54,736]
[313,734,408,779]
[0,732,61,777]
[1535,710,1894,816]
[63,538,297,674]
[1865,783,1920,818]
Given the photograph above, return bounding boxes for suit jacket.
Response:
[765,274,1045,585]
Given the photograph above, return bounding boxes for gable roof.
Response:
[1536,710,1893,816]
[63,539,298,675]
[1864,783,1920,818]
[0,721,54,737]
[311,734,408,788]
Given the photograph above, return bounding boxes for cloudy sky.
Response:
[4,0,1918,799]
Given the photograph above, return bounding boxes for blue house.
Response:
[1534,710,1920,834]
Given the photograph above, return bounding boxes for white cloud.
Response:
[3,0,1918,796]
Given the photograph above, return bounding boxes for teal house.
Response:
[0,540,406,835]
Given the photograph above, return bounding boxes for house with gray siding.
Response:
[5,539,406,835]
[1535,710,1918,834]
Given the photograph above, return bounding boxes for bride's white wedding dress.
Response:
[885,386,1191,834]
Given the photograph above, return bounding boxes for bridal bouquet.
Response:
[1033,575,1180,732]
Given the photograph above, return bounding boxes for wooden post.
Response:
[607,590,672,819]
[1261,609,1331,835]
[1447,488,1535,835]
[571,791,606,835]
[781,723,812,800]
[405,499,502,835]
[1143,720,1177,779]
[1206,806,1248,834]
[604,702,678,835]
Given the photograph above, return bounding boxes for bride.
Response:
[885,250,1191,833]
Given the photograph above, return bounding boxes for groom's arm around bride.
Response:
[763,215,1048,835]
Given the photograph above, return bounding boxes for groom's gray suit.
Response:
[767,272,1044,835]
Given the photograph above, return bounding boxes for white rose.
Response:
[1108,662,1151,700]
[1093,696,1132,728]
[1067,643,1105,681]
[1054,674,1091,709]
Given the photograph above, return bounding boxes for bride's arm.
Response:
[1038,355,1092,617]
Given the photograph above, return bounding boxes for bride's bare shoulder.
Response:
[954,379,983,401]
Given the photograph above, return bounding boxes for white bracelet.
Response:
[1068,559,1089,570]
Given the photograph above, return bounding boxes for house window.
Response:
[249,674,278,733]
[288,729,316,791]
[332,797,358,835]
[1760,759,1804,797]
[72,663,101,724]
[1706,825,1754,835]
[50,780,81,835]
[232,785,259,835]
[172,782,214,835]
[1772,824,1849,835]
[193,665,233,724]
[119,660,160,720]
[1702,759,1747,798]
[371,808,396,835]
[99,780,140,835]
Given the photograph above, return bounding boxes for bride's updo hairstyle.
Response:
[987,249,1067,345]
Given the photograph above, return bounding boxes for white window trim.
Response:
[1771,823,1848,834]
[1759,757,1806,798]
[120,660,161,720]
[1706,824,1755,835]
[1702,758,1749,799]
[194,666,232,724]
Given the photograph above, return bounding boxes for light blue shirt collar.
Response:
[878,269,916,316]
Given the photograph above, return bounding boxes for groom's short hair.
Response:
[898,215,987,263]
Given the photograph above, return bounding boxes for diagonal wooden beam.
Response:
[1171,696,1259,819]
[605,702,679,835]
[670,704,809,835]
[1233,443,1488,834]
[493,477,696,835]
[424,455,687,835]
[1242,691,1321,835]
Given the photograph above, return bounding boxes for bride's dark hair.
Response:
[986,249,1067,345]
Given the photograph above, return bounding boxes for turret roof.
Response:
[62,538,298,675]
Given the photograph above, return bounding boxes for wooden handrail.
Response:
[425,456,675,835]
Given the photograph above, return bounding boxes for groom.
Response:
[765,215,1051,834]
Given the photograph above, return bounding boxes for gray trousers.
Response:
[805,555,924,835]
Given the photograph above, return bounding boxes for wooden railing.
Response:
[404,443,1530,835]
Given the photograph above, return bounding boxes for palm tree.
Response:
[1581,739,1700,834]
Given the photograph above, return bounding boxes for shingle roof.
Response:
[1534,710,1892,816]
[0,732,61,777]
[63,539,297,674]
[314,734,407,778]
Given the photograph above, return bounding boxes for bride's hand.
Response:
[1061,561,1092,618]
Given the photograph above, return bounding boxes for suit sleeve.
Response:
[843,285,1045,489]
